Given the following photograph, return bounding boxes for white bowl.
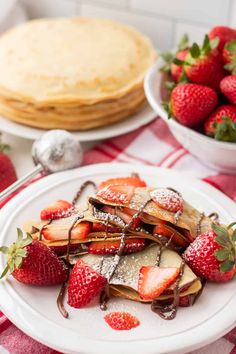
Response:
[144,59,236,174]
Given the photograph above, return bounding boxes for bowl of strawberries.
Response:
[144,26,236,174]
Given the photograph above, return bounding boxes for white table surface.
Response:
[2,132,99,178]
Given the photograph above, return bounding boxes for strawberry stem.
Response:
[0,229,32,279]
[212,223,236,272]
[213,116,236,142]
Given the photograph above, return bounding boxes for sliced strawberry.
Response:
[42,221,91,241]
[138,266,180,300]
[151,188,183,213]
[122,207,137,216]
[92,222,122,233]
[68,259,107,308]
[88,238,145,255]
[104,312,140,330]
[97,185,135,205]
[40,200,76,220]
[98,176,146,190]
[153,224,189,247]
[115,209,141,230]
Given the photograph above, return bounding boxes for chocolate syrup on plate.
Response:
[151,261,185,320]
[72,180,97,205]
[39,219,53,241]
[208,212,219,222]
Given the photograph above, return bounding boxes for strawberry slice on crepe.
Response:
[40,200,76,220]
[138,266,180,300]
[88,238,145,255]
[98,176,146,190]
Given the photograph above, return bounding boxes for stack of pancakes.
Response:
[0,18,155,130]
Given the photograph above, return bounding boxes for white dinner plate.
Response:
[0,163,235,354]
[0,105,156,141]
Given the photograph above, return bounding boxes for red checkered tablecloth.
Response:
[0,118,235,354]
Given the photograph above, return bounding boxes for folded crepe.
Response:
[23,186,214,252]
[81,244,202,302]
[90,186,213,241]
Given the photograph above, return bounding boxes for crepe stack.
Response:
[0,18,155,130]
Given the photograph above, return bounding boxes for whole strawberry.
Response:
[204,104,236,142]
[67,259,107,308]
[181,35,225,89]
[171,49,189,82]
[0,229,68,285]
[170,83,218,127]
[220,75,236,105]
[0,134,17,192]
[183,223,236,282]
[209,26,236,51]
[160,34,189,82]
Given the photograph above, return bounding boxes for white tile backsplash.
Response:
[80,3,173,50]
[85,0,128,8]
[21,0,79,18]
[19,0,236,50]
[131,0,230,25]
[230,0,236,27]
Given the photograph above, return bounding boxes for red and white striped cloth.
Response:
[0,118,235,354]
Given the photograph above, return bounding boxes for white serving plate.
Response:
[144,59,236,174]
[0,105,156,141]
[0,163,235,354]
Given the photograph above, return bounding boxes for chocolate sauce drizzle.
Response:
[72,180,97,205]
[57,180,97,318]
[39,219,53,241]
[196,212,205,236]
[57,282,69,318]
[167,187,182,197]
[151,261,185,320]
[99,200,151,310]
[208,212,219,222]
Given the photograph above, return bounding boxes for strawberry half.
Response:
[98,176,146,190]
[0,229,68,285]
[88,238,145,255]
[92,222,122,233]
[183,223,236,282]
[40,200,76,220]
[104,312,140,330]
[67,259,107,308]
[42,221,91,241]
[97,185,135,205]
[138,266,180,300]
[151,188,183,213]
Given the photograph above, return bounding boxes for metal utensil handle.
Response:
[0,164,43,202]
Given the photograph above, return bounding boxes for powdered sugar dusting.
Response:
[150,188,183,213]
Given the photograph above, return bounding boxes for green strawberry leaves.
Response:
[188,35,219,61]
[212,223,236,273]
[213,116,236,142]
[0,228,32,279]
[177,34,189,51]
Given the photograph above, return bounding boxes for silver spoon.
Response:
[0,130,82,202]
